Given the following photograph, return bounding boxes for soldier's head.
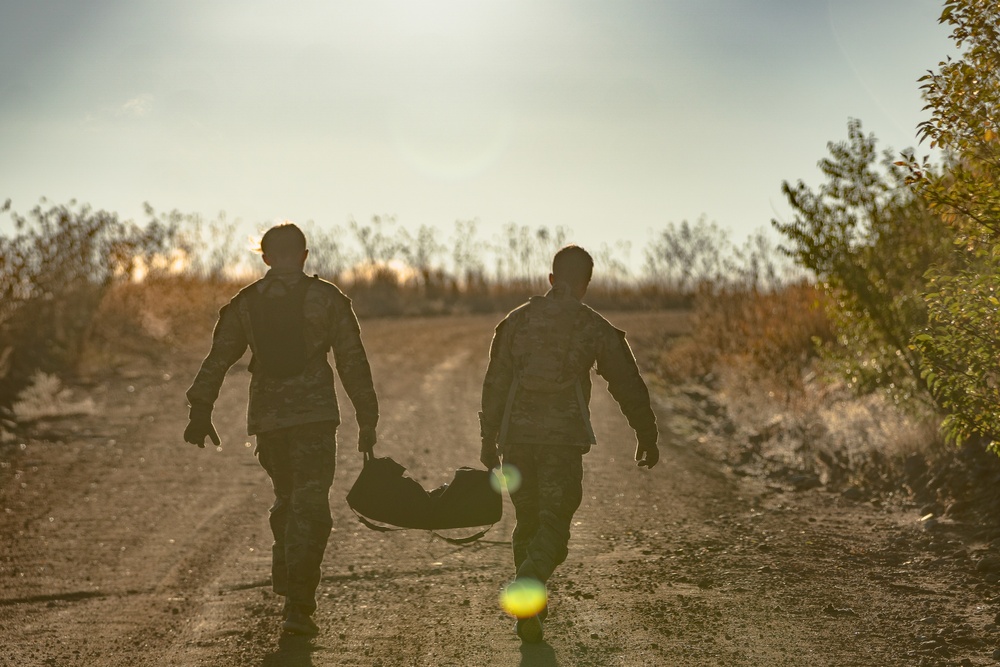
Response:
[260,222,308,270]
[550,245,593,299]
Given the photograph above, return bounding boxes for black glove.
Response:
[358,425,377,454]
[480,439,500,470]
[635,441,659,469]
[184,404,220,449]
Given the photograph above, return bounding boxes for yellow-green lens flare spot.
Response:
[500,578,547,618]
[490,464,522,494]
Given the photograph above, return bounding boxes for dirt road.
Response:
[1,312,998,666]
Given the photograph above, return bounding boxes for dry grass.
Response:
[649,280,957,506]
[75,275,238,377]
[719,369,943,490]
[1,202,949,508]
[656,281,832,393]
[10,371,96,426]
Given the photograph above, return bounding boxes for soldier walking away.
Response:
[183,222,379,637]
[480,244,659,644]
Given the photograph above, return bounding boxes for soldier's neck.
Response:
[266,265,305,276]
[547,282,584,301]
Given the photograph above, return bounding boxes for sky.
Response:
[0,0,955,266]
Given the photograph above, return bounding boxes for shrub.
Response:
[645,217,730,294]
[773,120,952,406]
[654,229,826,391]
[903,0,1000,446]
[0,199,176,413]
[659,281,830,390]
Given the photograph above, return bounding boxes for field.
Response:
[1,309,999,667]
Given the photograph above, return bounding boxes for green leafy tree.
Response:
[905,0,1000,446]
[915,268,1000,445]
[773,120,952,404]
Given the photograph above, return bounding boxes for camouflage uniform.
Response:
[186,267,378,616]
[481,283,657,584]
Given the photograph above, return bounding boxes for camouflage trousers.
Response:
[502,443,585,584]
[256,420,337,616]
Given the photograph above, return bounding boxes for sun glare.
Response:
[129,248,192,282]
[490,464,522,494]
[341,259,419,285]
[500,578,547,619]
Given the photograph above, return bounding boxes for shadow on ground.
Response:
[520,640,559,667]
[261,635,317,667]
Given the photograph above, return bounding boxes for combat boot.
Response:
[282,609,319,636]
[271,545,287,596]
[515,614,544,643]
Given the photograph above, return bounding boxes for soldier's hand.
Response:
[358,425,377,454]
[635,441,659,469]
[480,440,500,470]
[184,408,221,449]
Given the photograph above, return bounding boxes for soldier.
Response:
[183,222,379,637]
[480,244,659,644]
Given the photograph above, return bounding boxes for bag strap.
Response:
[431,527,494,545]
[348,507,498,545]
[350,508,406,533]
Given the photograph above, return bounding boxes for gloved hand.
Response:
[358,425,377,454]
[635,441,659,469]
[480,439,500,470]
[184,404,220,449]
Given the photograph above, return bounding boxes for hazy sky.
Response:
[0,0,954,259]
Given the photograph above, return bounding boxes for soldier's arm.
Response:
[480,319,514,445]
[595,326,658,447]
[330,298,379,430]
[185,302,249,410]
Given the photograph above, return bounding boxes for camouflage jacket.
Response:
[186,268,379,435]
[481,284,657,449]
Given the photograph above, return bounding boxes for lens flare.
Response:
[500,578,547,619]
[490,464,522,494]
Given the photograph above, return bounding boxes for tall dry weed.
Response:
[0,200,176,411]
[658,281,831,392]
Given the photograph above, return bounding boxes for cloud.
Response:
[118,94,153,118]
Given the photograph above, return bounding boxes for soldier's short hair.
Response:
[552,245,594,286]
[261,223,307,259]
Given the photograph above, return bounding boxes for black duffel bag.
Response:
[346,454,502,543]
